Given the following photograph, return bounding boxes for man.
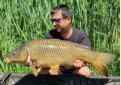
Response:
[33,4,91,76]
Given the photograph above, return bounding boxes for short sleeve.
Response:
[79,31,91,49]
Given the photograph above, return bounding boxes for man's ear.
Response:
[67,16,72,24]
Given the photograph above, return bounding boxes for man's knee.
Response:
[74,66,91,76]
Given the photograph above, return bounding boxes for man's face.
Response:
[51,10,71,34]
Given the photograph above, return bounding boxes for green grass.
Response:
[0,0,120,76]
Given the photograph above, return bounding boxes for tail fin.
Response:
[92,53,116,77]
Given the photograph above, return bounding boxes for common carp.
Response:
[4,39,116,77]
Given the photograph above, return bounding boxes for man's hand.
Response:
[73,60,91,76]
[74,60,86,68]
[32,61,55,75]
[32,61,42,73]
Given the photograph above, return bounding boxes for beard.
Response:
[55,26,69,34]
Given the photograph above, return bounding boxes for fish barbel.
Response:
[4,39,116,76]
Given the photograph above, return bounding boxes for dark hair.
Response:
[51,4,72,19]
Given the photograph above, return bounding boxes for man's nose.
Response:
[53,21,57,26]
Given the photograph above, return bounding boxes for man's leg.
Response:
[73,66,92,76]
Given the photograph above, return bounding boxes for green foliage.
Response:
[0,0,120,76]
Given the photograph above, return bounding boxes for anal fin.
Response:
[50,65,59,75]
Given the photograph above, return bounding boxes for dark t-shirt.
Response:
[46,28,91,49]
[45,28,91,73]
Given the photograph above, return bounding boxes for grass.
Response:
[0,0,120,76]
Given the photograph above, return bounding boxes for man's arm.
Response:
[74,31,92,76]
[79,31,91,49]
[73,60,92,76]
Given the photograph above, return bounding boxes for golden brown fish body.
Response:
[28,39,93,66]
[4,39,116,76]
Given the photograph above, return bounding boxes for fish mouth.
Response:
[4,58,10,63]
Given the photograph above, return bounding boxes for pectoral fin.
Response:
[26,47,38,76]
[50,65,59,75]
[29,60,38,76]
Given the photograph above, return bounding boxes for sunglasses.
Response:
[51,17,66,23]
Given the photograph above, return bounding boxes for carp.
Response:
[4,39,116,77]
